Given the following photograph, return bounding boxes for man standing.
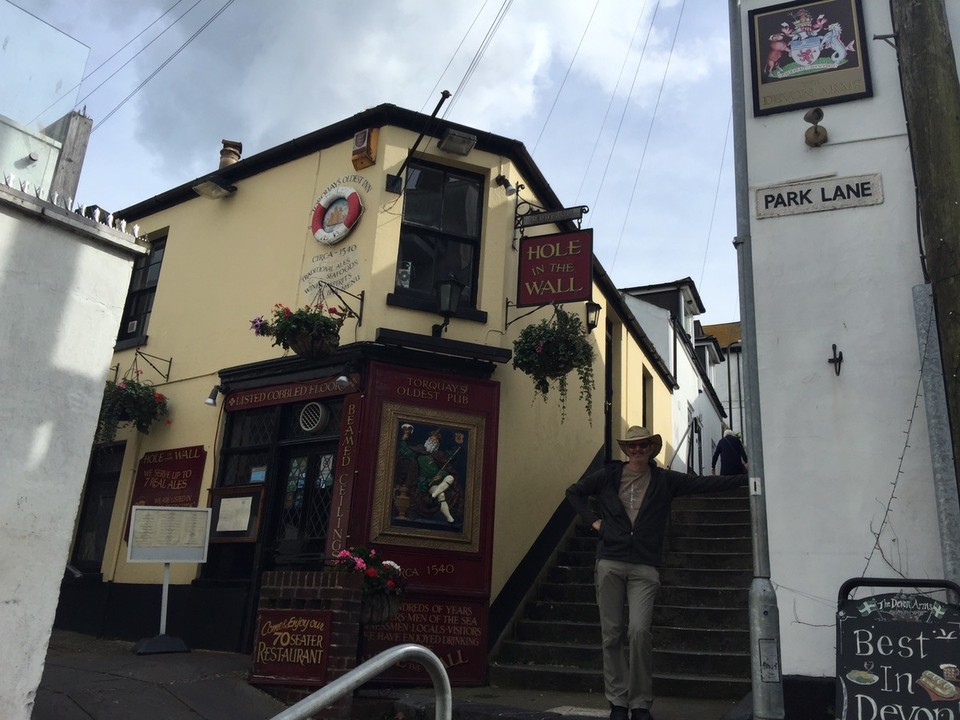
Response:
[565,426,747,720]
[712,429,749,475]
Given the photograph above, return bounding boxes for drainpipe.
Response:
[728,2,785,718]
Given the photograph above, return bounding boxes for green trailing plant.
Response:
[250,302,345,356]
[512,304,595,422]
[95,371,170,443]
[332,545,405,596]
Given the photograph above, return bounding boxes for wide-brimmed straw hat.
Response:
[616,426,663,456]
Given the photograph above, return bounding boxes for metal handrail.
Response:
[267,643,451,720]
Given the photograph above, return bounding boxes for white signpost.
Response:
[127,506,211,654]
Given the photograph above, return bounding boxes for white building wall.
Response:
[623,295,725,474]
[739,1,951,678]
[0,187,143,720]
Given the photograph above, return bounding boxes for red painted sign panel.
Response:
[517,229,593,307]
[362,597,487,685]
[224,376,350,412]
[131,445,206,508]
[251,609,332,685]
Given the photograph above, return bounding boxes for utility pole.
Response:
[889,1,960,488]
[728,2,785,718]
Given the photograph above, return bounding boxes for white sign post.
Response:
[127,506,211,655]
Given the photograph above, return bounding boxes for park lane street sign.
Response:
[756,173,883,218]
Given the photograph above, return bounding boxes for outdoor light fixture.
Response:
[192,176,237,199]
[204,385,224,406]
[335,374,358,390]
[437,128,477,156]
[432,275,465,337]
[495,174,517,196]
[585,301,602,332]
[803,107,828,147]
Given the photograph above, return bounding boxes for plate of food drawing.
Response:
[846,669,879,685]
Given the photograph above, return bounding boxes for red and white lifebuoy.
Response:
[311,185,363,245]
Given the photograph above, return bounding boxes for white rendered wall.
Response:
[623,295,725,473]
[0,187,142,719]
[740,1,949,678]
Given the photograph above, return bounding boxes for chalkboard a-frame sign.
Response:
[837,578,960,720]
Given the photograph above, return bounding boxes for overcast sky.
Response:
[6,0,740,324]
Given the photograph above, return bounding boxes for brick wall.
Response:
[255,570,362,720]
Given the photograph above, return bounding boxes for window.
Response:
[391,162,483,313]
[116,233,165,347]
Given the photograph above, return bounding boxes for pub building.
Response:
[56,104,678,689]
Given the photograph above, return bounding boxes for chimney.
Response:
[219,139,242,169]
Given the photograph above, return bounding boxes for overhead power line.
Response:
[443,0,514,119]
[574,2,649,204]
[28,0,190,125]
[531,0,601,155]
[94,0,236,131]
[421,0,490,114]
[610,0,687,269]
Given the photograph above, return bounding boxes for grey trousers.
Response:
[595,559,660,710]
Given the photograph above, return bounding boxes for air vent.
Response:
[299,402,330,434]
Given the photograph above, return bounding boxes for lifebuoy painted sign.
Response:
[311,185,363,244]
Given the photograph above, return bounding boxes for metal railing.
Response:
[267,643,451,720]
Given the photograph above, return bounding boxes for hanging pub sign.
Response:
[747,0,872,116]
[836,578,960,720]
[516,229,593,307]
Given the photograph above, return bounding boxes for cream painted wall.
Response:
[740,1,949,677]
[0,187,143,720]
[98,125,678,612]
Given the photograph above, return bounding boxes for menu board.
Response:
[837,591,960,719]
[127,506,211,563]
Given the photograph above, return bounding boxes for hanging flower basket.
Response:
[286,333,339,360]
[331,545,405,625]
[512,305,595,422]
[95,372,170,444]
[360,593,401,625]
[250,302,345,360]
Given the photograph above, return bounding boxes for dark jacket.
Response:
[712,434,748,475]
[565,461,747,567]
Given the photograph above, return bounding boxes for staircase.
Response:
[490,487,752,699]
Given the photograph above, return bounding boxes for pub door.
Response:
[266,441,338,568]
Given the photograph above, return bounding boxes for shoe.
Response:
[609,705,629,720]
[630,709,654,720]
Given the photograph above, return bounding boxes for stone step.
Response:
[496,640,750,678]
[524,600,748,628]
[662,551,753,570]
[548,565,755,587]
[668,522,752,538]
[659,567,753,587]
[488,663,749,699]
[665,536,752,553]
[539,583,748,608]
[672,509,751,524]
[671,494,749,511]
[516,620,750,654]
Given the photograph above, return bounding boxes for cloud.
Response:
[23,0,741,322]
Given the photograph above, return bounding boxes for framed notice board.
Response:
[836,578,960,719]
[208,485,265,543]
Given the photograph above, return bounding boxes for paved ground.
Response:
[33,630,743,719]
